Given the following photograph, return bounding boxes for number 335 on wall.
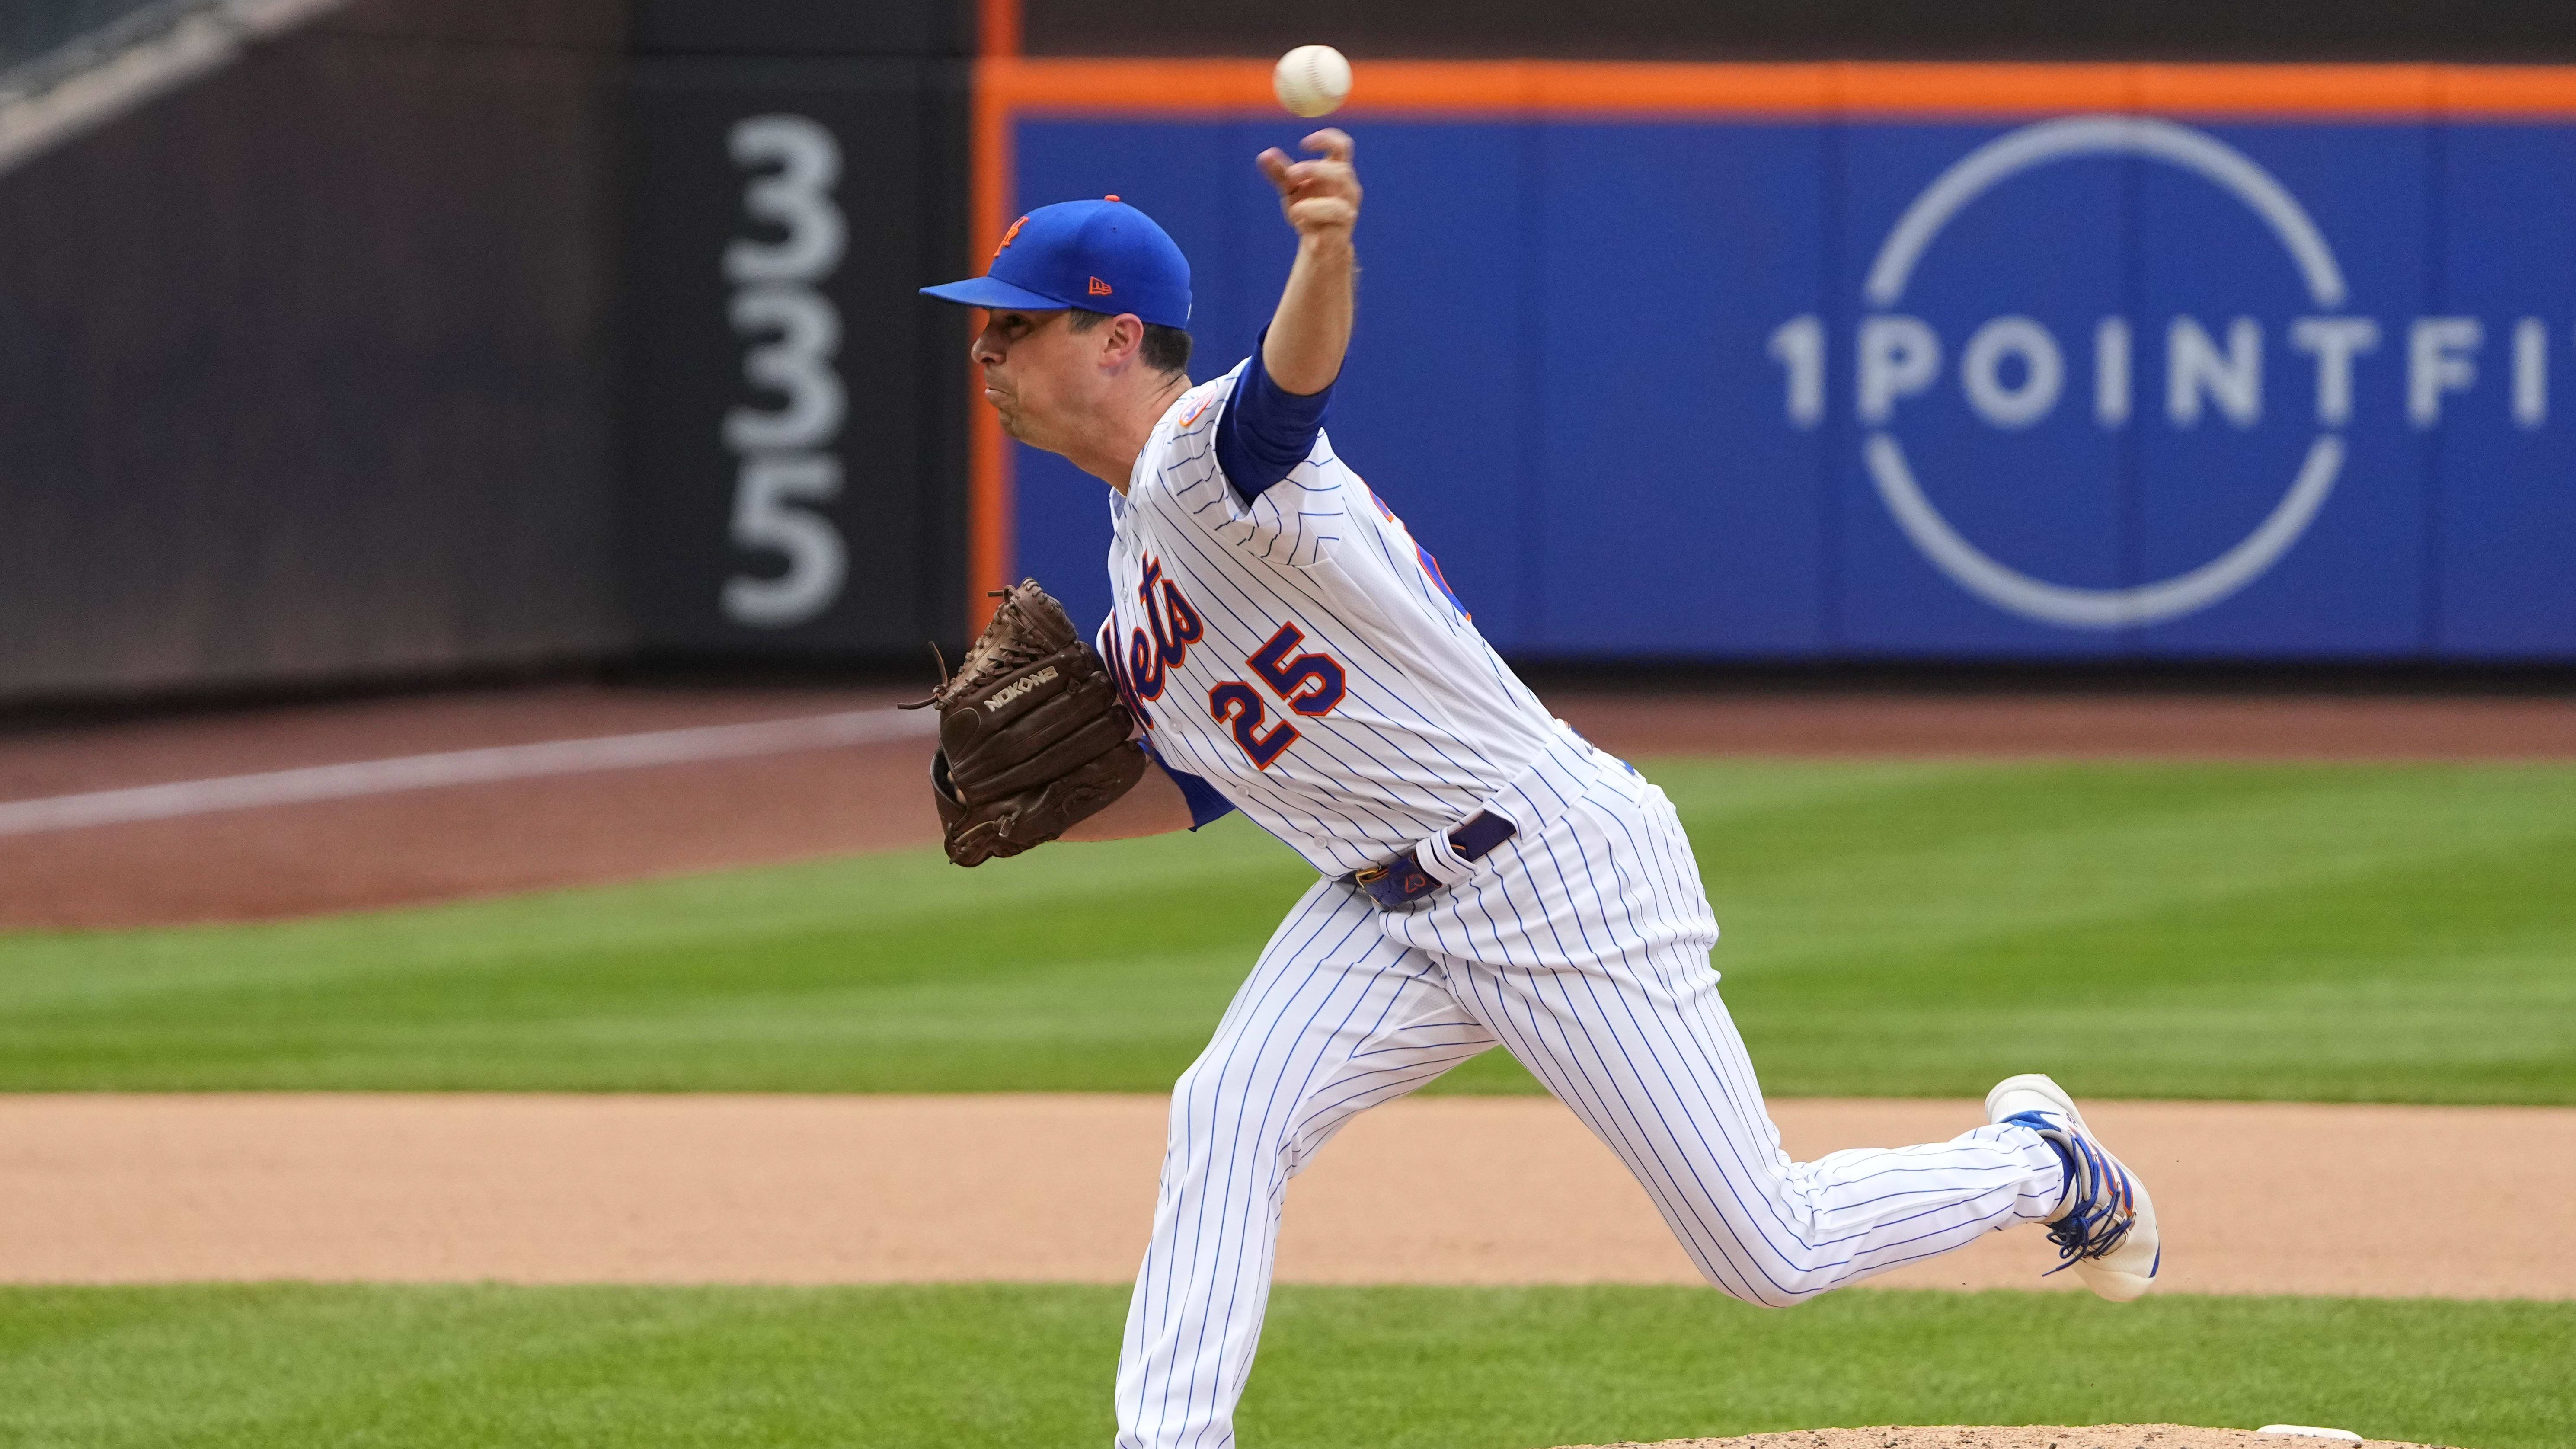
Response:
[721,115,848,628]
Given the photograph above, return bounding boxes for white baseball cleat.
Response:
[1986,1072,2161,1302]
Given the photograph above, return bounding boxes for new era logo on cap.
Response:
[920,196,1192,329]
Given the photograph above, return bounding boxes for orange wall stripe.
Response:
[1827,62,2133,114]
[978,0,1019,60]
[982,58,2576,118]
[2135,64,2433,115]
[962,0,1022,626]
[965,55,1015,624]
[2439,65,2576,115]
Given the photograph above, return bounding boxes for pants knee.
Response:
[1702,1275,1819,1310]
[1684,1246,1841,1308]
[1166,1062,1295,1170]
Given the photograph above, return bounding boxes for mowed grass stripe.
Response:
[0,1284,2566,1449]
[1,761,2569,1100]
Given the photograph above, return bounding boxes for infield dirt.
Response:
[6,1093,2570,1298]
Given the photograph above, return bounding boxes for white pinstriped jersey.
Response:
[1095,360,1564,876]
[1094,371,2078,1449]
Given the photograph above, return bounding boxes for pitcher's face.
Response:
[971,308,1101,450]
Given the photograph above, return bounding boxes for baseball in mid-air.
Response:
[1273,45,1352,118]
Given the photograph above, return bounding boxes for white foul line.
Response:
[0,707,940,838]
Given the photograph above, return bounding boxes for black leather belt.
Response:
[1346,810,1517,909]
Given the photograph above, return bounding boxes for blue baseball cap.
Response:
[920,197,1192,329]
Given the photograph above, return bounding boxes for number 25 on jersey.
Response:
[1211,623,1346,769]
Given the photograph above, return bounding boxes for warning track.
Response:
[1,684,2569,928]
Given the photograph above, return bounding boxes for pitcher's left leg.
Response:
[1391,770,2067,1308]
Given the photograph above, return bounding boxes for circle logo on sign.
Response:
[1863,115,2347,630]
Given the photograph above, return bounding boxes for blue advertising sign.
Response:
[1008,109,2576,660]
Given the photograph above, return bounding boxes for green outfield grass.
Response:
[2,760,2571,1100]
[0,1284,2565,1449]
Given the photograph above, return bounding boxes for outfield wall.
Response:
[16,1,2576,705]
[0,0,633,701]
[997,66,2576,660]
[0,0,978,704]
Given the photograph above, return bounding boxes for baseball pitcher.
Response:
[917,129,2159,1449]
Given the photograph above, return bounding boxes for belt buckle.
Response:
[1352,857,1435,909]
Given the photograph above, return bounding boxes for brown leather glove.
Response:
[908,580,1147,867]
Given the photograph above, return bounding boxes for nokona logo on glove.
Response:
[983,665,1059,713]
[914,580,1147,867]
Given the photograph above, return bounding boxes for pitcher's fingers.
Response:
[1285,158,1355,193]
[1302,128,1353,163]
[1286,197,1357,230]
[1256,147,1294,189]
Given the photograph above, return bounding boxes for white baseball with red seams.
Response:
[1273,45,1352,118]
[1093,361,2082,1449]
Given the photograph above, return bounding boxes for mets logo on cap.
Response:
[924,196,1194,329]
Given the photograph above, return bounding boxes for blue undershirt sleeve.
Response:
[1145,739,1237,830]
[1214,329,1334,503]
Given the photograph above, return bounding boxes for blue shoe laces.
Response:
[2001,1110,2135,1273]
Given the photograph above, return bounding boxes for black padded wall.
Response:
[619,13,972,662]
[0,0,630,701]
[0,0,978,703]
[1022,0,2576,61]
[631,0,971,58]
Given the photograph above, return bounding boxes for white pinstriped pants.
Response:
[1113,747,2067,1449]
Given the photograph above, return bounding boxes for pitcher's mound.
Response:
[1553,1428,2441,1449]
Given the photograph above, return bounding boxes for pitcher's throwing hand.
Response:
[1256,128,1361,238]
